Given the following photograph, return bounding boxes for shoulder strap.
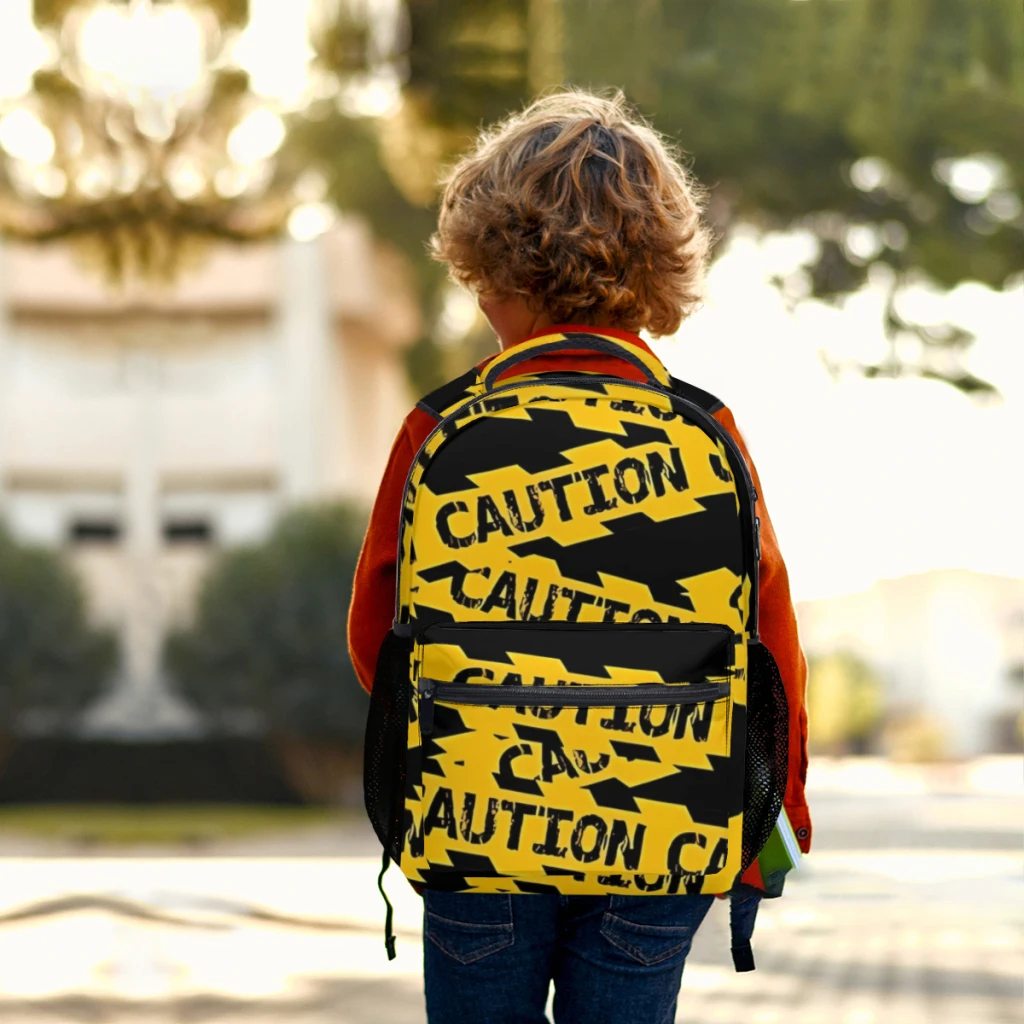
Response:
[416,367,481,421]
[418,365,725,422]
[668,374,724,416]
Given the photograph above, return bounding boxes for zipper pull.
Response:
[418,679,435,737]
[754,516,761,562]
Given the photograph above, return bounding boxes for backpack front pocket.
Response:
[403,622,745,896]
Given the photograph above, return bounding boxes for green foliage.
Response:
[165,504,369,745]
[569,0,1023,278]
[563,0,1022,394]
[297,0,1022,396]
[293,0,540,393]
[403,0,533,129]
[807,649,884,754]
[285,114,443,295]
[0,526,116,731]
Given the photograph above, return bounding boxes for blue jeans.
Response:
[422,891,716,1024]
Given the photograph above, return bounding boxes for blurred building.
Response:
[797,570,1024,757]
[0,222,419,736]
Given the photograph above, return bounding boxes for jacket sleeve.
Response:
[714,406,812,855]
[347,424,418,693]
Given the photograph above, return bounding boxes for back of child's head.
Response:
[432,89,711,337]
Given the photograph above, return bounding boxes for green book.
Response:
[757,806,802,888]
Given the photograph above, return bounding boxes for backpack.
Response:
[363,331,789,969]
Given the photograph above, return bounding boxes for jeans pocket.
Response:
[599,895,711,967]
[424,892,514,965]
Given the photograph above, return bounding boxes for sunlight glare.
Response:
[0,0,53,100]
[78,3,205,102]
[843,224,884,263]
[232,0,317,109]
[849,156,891,192]
[0,108,55,164]
[32,165,68,198]
[288,202,336,241]
[338,71,404,118]
[436,285,479,348]
[167,158,207,201]
[76,161,114,200]
[933,154,1006,204]
[227,109,287,165]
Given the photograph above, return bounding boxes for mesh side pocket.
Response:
[740,641,790,873]
[363,630,412,861]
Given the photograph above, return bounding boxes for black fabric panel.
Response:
[420,622,733,680]
[425,407,672,495]
[417,868,478,890]
[509,495,743,609]
[408,604,457,631]
[584,701,746,828]
[421,705,472,779]
[610,740,661,762]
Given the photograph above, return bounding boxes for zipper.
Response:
[396,375,760,639]
[422,621,733,636]
[417,678,731,736]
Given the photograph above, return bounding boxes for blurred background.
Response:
[0,0,1020,1021]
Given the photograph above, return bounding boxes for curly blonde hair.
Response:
[431,89,711,337]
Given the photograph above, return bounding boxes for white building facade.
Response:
[0,222,419,736]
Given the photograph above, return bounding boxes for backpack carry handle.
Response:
[481,332,672,392]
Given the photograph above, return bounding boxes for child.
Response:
[349,89,810,1024]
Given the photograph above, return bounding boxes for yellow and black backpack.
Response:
[364,331,789,967]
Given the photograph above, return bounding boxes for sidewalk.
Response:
[0,757,1020,1023]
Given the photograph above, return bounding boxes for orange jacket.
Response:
[348,328,812,865]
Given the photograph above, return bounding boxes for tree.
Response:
[561,0,1023,396]
[296,0,1022,396]
[165,503,369,748]
[0,526,116,732]
[8,2,1018,391]
[293,0,547,393]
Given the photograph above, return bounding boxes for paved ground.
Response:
[0,757,1020,1023]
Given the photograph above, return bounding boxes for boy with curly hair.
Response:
[349,89,810,1024]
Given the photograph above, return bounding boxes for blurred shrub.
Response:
[807,650,884,755]
[0,525,116,732]
[881,709,950,763]
[165,504,369,750]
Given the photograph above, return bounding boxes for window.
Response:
[163,518,214,544]
[68,518,122,544]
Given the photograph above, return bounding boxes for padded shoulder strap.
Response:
[419,367,724,421]
[668,374,724,416]
[416,367,481,421]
